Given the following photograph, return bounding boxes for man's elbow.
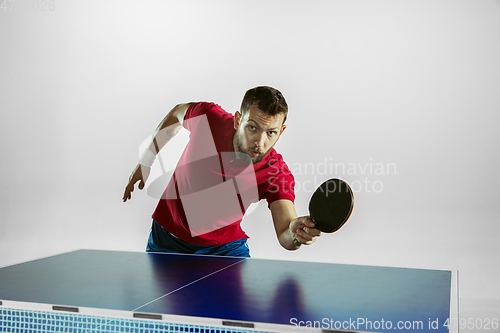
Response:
[171,103,194,124]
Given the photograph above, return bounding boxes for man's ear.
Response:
[278,124,287,139]
[234,111,241,130]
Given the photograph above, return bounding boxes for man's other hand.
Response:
[123,163,150,202]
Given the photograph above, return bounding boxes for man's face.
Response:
[233,104,286,164]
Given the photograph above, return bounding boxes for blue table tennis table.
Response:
[0,250,455,332]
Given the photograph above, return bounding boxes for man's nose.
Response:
[255,133,266,148]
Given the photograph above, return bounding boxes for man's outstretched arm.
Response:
[122,103,193,202]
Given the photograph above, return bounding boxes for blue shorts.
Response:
[146,220,250,258]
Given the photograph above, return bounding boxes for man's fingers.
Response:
[303,216,316,228]
[295,231,318,246]
[122,189,130,202]
[305,236,318,245]
[292,217,321,246]
[122,182,135,202]
[294,232,317,245]
[295,216,316,229]
[123,165,146,202]
[297,228,313,242]
[303,226,322,237]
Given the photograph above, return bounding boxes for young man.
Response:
[123,86,321,257]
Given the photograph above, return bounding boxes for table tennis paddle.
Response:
[308,178,354,233]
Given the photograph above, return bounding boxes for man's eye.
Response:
[268,131,276,136]
[249,125,256,130]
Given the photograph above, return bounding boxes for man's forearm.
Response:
[147,103,192,155]
[148,120,182,155]
[270,200,302,251]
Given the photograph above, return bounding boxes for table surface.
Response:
[0,250,452,332]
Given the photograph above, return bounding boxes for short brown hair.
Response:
[240,86,288,123]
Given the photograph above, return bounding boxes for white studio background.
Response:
[1,0,499,319]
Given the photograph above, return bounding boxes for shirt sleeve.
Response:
[183,102,230,132]
[264,162,296,207]
[183,102,206,131]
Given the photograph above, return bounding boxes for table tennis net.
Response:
[0,308,271,333]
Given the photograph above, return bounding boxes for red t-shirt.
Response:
[151,102,295,246]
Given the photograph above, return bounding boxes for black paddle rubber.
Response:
[308,178,354,233]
